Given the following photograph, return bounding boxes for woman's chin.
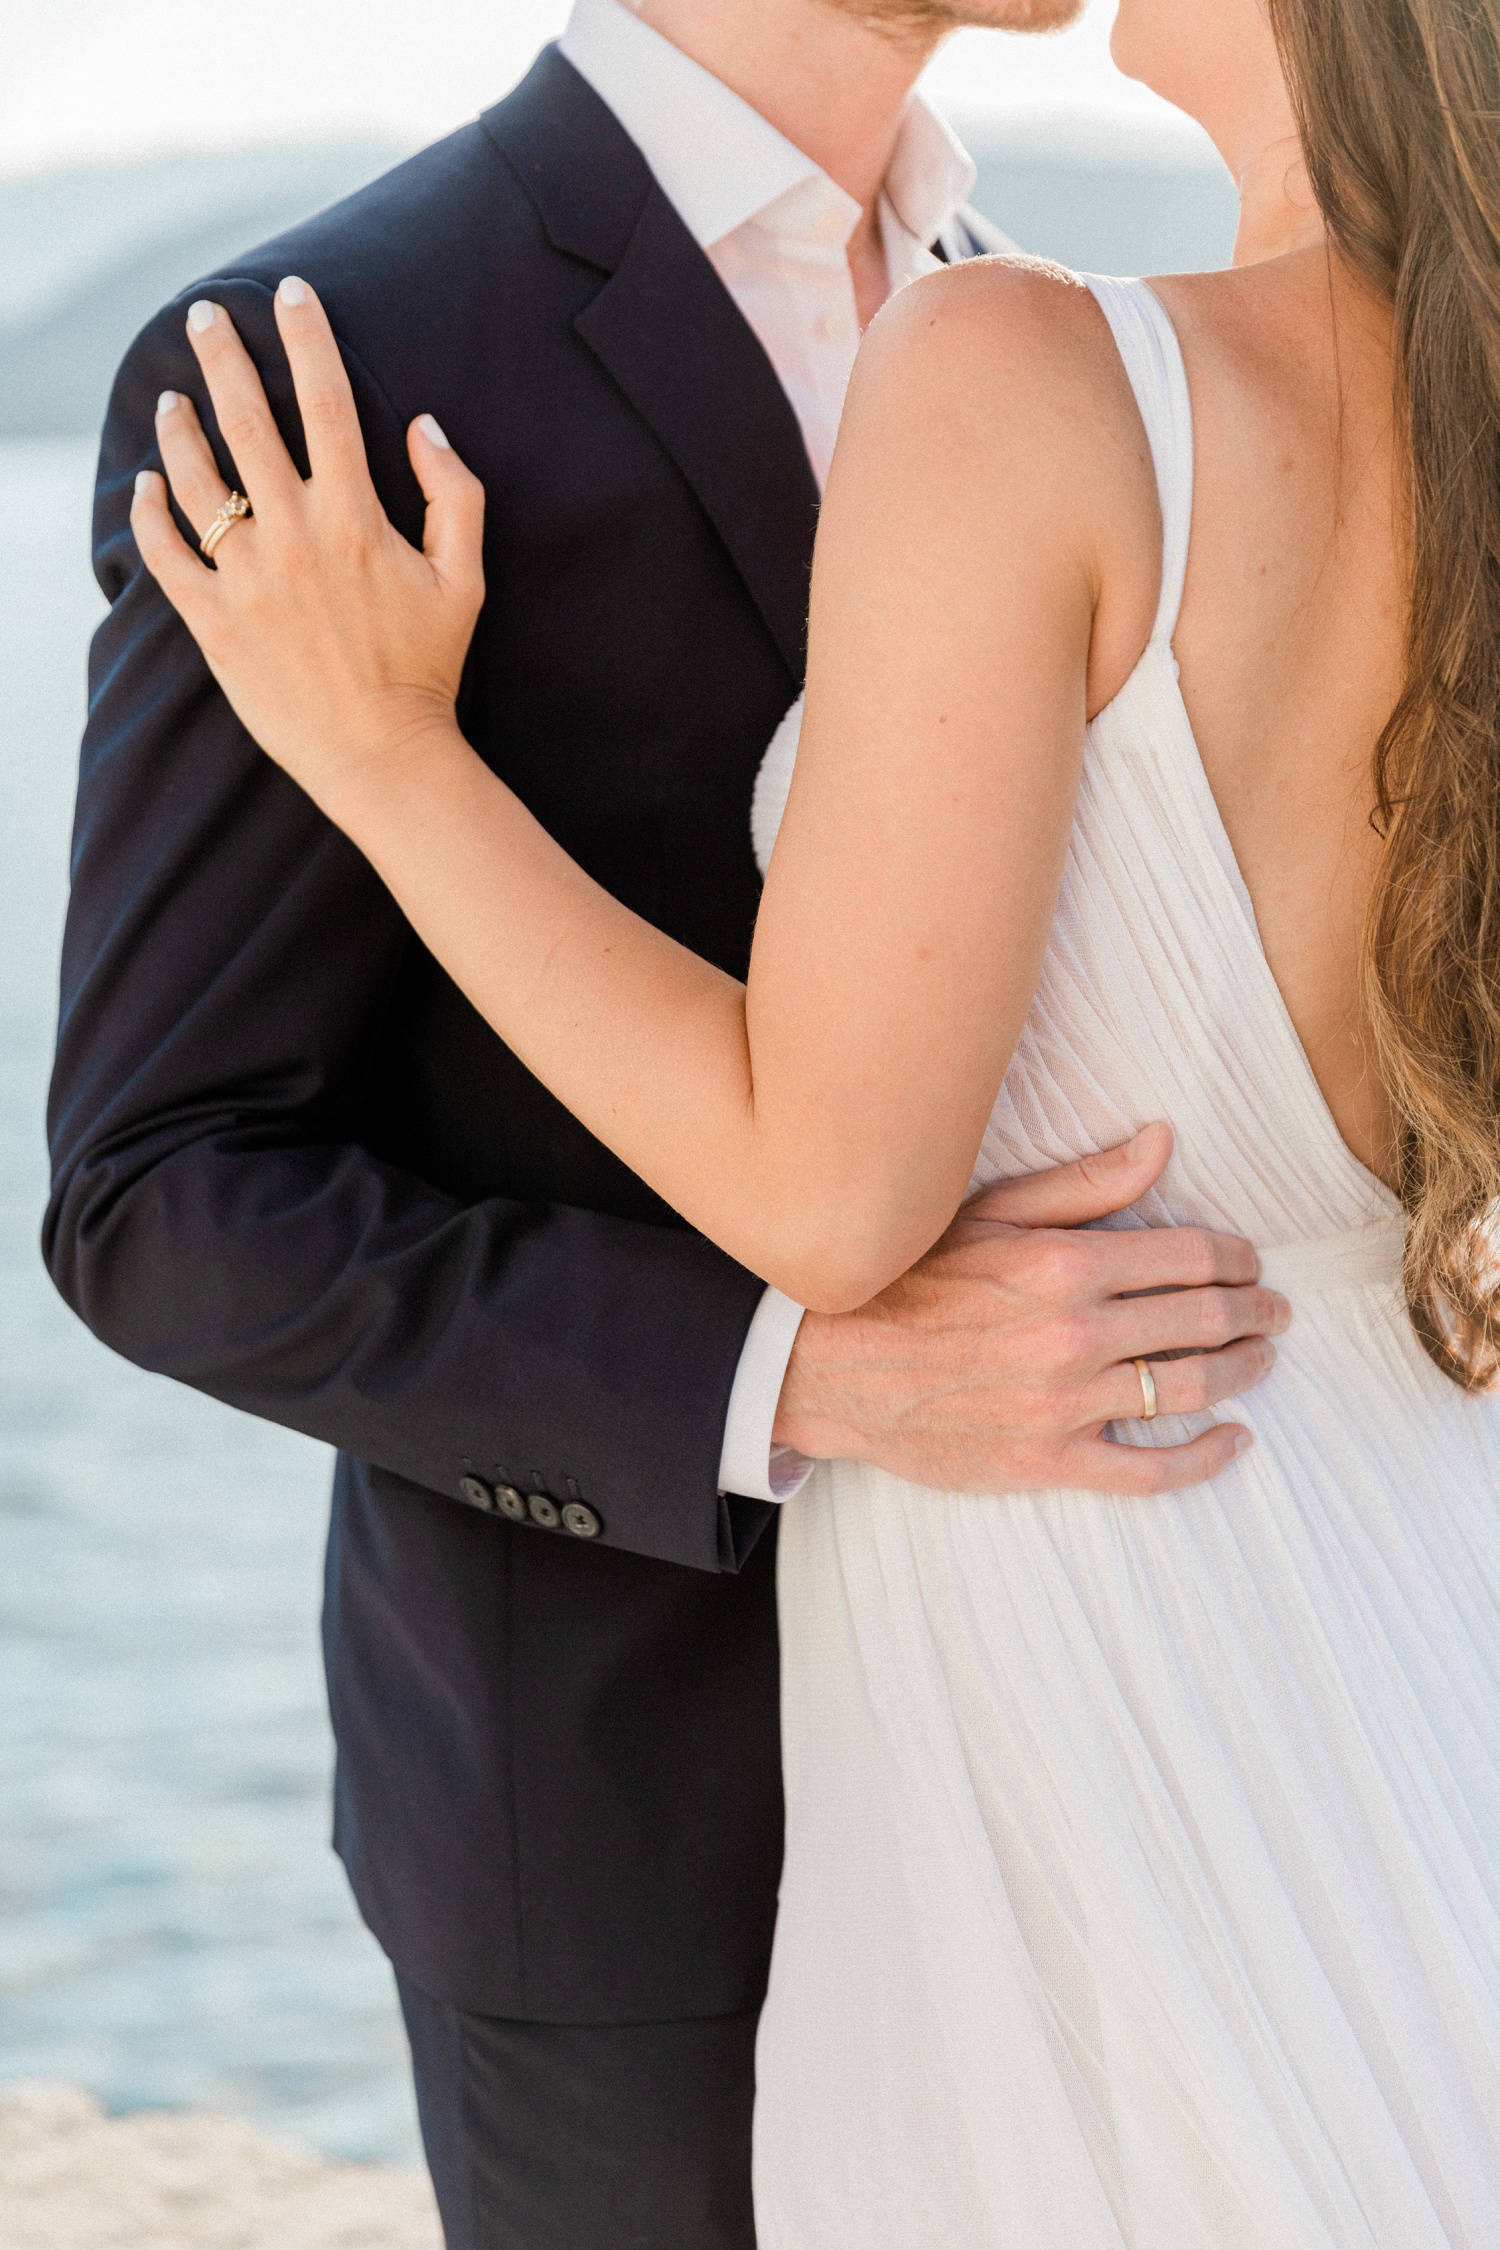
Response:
[1107,24,1147,90]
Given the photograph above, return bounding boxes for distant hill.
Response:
[952,109,1237,280]
[0,114,1236,442]
[0,141,407,440]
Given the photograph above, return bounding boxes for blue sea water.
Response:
[0,438,422,2163]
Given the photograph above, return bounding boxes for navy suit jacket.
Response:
[46,47,994,2021]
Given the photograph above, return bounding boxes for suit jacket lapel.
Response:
[484,50,821,685]
[573,198,820,683]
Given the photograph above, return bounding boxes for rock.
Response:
[0,2083,442,2249]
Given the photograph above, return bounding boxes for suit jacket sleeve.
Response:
[43,279,774,1575]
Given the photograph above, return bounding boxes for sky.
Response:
[0,0,1203,180]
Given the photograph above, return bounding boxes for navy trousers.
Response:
[397,1974,759,2249]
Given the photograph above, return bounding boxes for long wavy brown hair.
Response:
[1268,0,1500,1385]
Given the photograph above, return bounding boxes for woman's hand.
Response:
[130,277,486,824]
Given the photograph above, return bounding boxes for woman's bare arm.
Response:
[132,269,1143,1313]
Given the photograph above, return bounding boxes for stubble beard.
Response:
[818,0,1086,38]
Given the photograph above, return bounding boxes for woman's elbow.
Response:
[778,1270,879,1318]
[760,1210,944,1317]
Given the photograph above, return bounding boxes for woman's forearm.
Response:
[330,722,939,1311]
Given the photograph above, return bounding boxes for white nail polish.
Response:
[157,390,180,417]
[417,414,450,450]
[278,275,309,307]
[134,470,154,499]
[187,300,216,333]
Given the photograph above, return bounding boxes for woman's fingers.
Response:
[154,389,234,544]
[408,413,486,603]
[130,468,215,626]
[273,276,377,503]
[183,298,302,517]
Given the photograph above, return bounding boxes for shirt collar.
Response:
[884,95,977,254]
[559,0,975,254]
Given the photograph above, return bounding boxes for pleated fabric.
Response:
[750,277,1500,2248]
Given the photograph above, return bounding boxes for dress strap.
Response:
[1083,274,1195,650]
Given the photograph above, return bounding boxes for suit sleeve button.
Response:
[528,1493,561,1529]
[562,1502,602,1539]
[458,1475,495,1512]
[495,1485,529,1522]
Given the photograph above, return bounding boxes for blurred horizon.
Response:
[3,0,1209,181]
[0,118,1237,438]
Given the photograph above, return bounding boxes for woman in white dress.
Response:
[131,0,1500,2234]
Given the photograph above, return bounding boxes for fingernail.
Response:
[1233,1428,1255,1455]
[1272,1294,1293,1332]
[278,275,308,307]
[157,390,180,418]
[187,300,217,334]
[133,469,155,500]
[1124,1127,1156,1162]
[417,413,450,450]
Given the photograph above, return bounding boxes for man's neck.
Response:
[623,0,945,213]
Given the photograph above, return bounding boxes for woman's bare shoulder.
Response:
[843,255,1156,516]
[859,254,1140,419]
[832,255,1161,681]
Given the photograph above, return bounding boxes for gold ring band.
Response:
[1133,1358,1159,1421]
[201,490,252,559]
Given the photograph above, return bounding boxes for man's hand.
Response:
[773,1125,1288,1496]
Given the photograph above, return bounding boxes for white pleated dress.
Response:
[749,277,1500,2249]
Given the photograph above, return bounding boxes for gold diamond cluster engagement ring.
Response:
[200,491,252,561]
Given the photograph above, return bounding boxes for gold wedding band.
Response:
[1133,1358,1159,1421]
[200,490,252,559]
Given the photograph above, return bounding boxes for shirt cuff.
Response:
[717,1285,812,1503]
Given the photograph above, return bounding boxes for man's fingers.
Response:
[274,277,374,502]
[1098,1333,1275,1426]
[129,468,213,624]
[408,415,486,601]
[967,1122,1173,1230]
[1100,1282,1289,1363]
[183,298,302,516]
[1094,1223,1263,1293]
[154,390,234,544]
[1063,1420,1253,1496]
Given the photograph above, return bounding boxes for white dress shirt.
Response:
[559,0,979,1501]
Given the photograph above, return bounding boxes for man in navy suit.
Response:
[46,0,1281,2240]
